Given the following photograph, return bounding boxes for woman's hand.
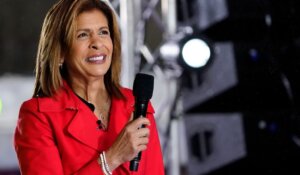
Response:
[105,115,151,171]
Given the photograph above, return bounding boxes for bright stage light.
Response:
[178,34,214,71]
[182,38,211,68]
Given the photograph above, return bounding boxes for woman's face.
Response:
[65,9,113,82]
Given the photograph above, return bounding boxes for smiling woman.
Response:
[13,0,165,175]
[66,9,113,85]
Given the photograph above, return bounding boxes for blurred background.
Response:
[1,0,300,174]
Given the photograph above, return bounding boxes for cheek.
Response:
[71,43,86,54]
[65,47,84,65]
[107,39,113,53]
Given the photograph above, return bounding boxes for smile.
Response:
[86,55,106,63]
[87,55,104,61]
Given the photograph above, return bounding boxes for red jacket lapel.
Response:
[38,81,101,151]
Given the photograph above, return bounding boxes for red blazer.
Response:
[14,82,165,175]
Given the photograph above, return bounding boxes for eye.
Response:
[77,32,89,39]
[99,29,110,36]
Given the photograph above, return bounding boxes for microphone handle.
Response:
[130,99,149,171]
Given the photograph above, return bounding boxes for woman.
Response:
[14,0,165,174]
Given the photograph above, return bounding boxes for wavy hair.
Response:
[33,0,123,99]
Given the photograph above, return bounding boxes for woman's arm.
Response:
[14,101,65,175]
[104,102,165,174]
[14,100,105,175]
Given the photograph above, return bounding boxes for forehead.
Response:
[76,9,108,27]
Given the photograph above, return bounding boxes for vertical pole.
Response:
[120,0,142,88]
[162,1,181,175]
[170,118,180,175]
[161,0,177,37]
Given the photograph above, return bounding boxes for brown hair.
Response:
[33,0,124,99]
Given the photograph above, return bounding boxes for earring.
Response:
[59,62,63,70]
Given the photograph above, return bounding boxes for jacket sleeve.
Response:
[139,102,165,175]
[14,100,65,174]
[14,100,105,175]
[122,88,165,174]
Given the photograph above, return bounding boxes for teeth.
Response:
[88,56,104,61]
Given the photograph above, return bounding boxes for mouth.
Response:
[86,55,106,63]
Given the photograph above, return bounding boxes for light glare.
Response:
[182,39,211,68]
[160,42,180,61]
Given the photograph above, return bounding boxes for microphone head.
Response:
[133,73,154,100]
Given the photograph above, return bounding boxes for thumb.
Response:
[128,112,134,122]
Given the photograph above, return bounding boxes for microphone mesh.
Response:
[133,73,154,100]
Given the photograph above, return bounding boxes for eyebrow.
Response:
[76,26,109,33]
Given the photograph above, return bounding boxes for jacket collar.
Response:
[36,81,155,151]
[37,81,103,151]
[37,80,79,112]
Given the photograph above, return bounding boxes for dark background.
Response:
[180,0,300,174]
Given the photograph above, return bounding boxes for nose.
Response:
[89,35,104,50]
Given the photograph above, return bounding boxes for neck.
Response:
[68,77,108,105]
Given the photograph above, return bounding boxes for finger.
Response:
[136,128,150,138]
[138,137,149,145]
[132,117,150,129]
[128,112,134,122]
[124,117,149,134]
[132,137,149,152]
[137,138,149,151]
[136,144,147,152]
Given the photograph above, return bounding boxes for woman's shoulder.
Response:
[19,97,39,112]
[20,87,75,113]
[119,87,134,102]
[119,87,155,114]
[20,94,54,108]
[120,87,133,98]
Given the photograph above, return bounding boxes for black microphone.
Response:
[129,73,154,171]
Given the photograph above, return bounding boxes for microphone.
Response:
[129,73,154,171]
